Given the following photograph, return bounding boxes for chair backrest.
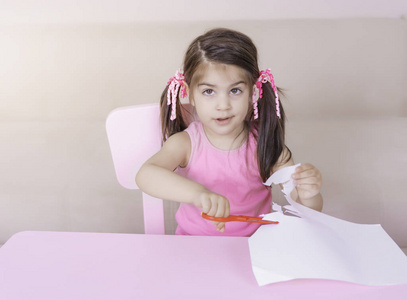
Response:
[106,103,165,234]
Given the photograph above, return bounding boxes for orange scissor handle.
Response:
[201,212,279,224]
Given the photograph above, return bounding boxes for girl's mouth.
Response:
[215,117,232,125]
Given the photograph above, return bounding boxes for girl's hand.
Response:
[292,163,322,201]
[194,190,230,233]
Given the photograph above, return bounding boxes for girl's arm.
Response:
[135,132,230,232]
[272,148,323,212]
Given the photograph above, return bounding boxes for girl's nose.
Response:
[217,94,232,110]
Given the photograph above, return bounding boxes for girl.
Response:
[136,28,323,236]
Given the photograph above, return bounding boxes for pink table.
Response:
[0,231,406,299]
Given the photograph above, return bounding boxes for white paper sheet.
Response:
[249,164,407,286]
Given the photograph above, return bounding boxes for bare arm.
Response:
[136,132,202,204]
[135,132,230,231]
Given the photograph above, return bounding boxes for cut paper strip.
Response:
[249,164,407,286]
[263,163,301,188]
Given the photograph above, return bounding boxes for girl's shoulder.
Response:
[164,130,191,148]
[161,131,191,168]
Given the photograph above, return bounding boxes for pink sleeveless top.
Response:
[175,121,272,236]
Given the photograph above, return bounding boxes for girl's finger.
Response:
[294,176,321,186]
[201,198,211,214]
[215,201,226,218]
[207,201,218,217]
[297,185,321,196]
[293,168,319,180]
[219,198,230,218]
[216,222,226,232]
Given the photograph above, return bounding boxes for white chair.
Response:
[106,103,165,234]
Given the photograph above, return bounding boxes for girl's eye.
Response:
[230,88,242,95]
[203,89,214,96]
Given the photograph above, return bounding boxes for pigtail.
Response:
[254,84,291,182]
[160,85,188,142]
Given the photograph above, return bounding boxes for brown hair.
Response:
[160,28,291,181]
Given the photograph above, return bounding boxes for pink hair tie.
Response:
[252,69,281,119]
[166,70,187,120]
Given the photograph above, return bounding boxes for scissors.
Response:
[201,212,279,224]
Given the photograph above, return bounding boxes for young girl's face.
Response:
[189,63,251,148]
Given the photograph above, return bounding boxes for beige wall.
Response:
[1,0,406,23]
[0,19,406,246]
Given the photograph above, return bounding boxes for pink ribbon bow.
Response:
[252,69,281,119]
[167,70,187,120]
